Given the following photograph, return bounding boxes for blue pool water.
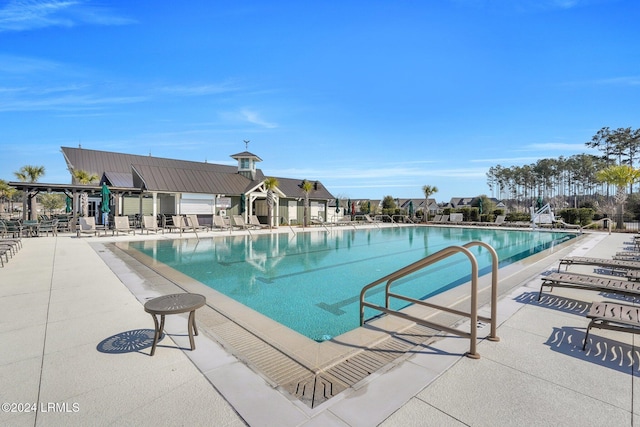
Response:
[129,227,576,341]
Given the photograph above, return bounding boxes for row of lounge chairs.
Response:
[539,252,640,350]
[311,214,385,227]
[427,214,582,229]
[75,214,272,237]
[429,215,519,227]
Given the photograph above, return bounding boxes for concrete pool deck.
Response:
[1,226,638,426]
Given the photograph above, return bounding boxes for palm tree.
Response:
[14,165,45,220]
[0,179,16,217]
[72,169,99,217]
[263,177,279,229]
[422,185,438,222]
[72,169,99,185]
[300,179,314,227]
[596,164,640,229]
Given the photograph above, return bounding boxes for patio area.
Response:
[1,227,638,426]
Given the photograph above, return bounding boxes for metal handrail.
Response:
[359,241,500,359]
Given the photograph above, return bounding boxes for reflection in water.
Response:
[130,227,577,341]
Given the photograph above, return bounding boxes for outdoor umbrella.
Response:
[478,198,483,215]
[241,193,246,213]
[408,201,414,218]
[65,196,72,213]
[347,199,352,218]
[351,202,356,217]
[100,183,111,226]
[335,198,340,214]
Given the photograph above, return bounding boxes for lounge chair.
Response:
[250,215,269,229]
[232,215,251,230]
[172,215,196,236]
[38,219,58,236]
[435,215,449,224]
[0,240,17,255]
[142,215,163,234]
[582,301,640,350]
[337,216,355,226]
[113,216,136,236]
[186,214,209,232]
[213,215,231,231]
[160,214,177,233]
[0,245,11,267]
[0,238,21,252]
[362,214,382,227]
[558,256,640,273]
[0,240,16,261]
[430,215,442,223]
[77,217,99,237]
[538,271,640,300]
[471,215,506,227]
[494,215,506,226]
[3,220,23,238]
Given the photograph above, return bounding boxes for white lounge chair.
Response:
[142,215,163,234]
[232,215,251,230]
[213,215,231,231]
[250,215,269,229]
[77,217,98,237]
[114,216,135,235]
[337,216,354,226]
[186,214,209,232]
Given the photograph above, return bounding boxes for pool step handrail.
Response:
[359,241,500,359]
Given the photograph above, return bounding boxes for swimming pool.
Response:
[128,226,577,341]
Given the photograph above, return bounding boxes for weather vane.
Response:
[244,140,250,150]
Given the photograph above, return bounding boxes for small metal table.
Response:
[143,293,206,356]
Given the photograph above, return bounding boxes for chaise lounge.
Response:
[582,301,640,350]
[232,215,252,230]
[213,215,231,231]
[538,271,640,300]
[77,217,99,237]
[142,215,163,234]
[557,256,640,273]
[114,216,136,236]
[250,215,269,229]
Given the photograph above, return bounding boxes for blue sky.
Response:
[1,0,638,202]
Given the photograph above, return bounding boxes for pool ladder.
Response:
[359,241,500,359]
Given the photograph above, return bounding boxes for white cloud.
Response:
[239,109,278,128]
[0,0,134,32]
[470,157,544,164]
[159,82,241,96]
[272,165,487,182]
[0,93,146,112]
[0,54,61,74]
[593,76,640,86]
[525,142,596,151]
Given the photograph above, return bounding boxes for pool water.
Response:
[129,227,576,341]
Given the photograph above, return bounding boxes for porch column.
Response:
[152,192,158,217]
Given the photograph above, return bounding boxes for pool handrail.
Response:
[359,241,500,359]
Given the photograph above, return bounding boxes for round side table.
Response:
[144,293,206,356]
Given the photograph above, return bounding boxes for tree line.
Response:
[486,127,640,213]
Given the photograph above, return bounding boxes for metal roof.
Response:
[60,146,333,199]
